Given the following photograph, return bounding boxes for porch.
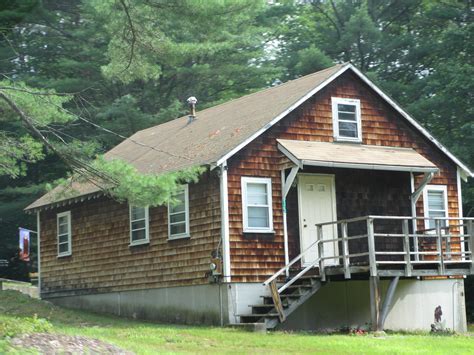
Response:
[236,215,473,331]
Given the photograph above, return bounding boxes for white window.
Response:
[331,97,362,142]
[241,177,273,233]
[129,206,149,245]
[168,185,190,239]
[423,185,448,230]
[57,211,71,257]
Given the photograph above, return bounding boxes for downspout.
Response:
[281,170,290,277]
[219,162,231,283]
[36,211,41,297]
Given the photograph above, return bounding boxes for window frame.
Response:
[241,177,274,233]
[422,184,448,230]
[129,205,150,246]
[331,97,362,142]
[168,184,190,240]
[57,211,72,257]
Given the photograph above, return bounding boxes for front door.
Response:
[297,174,338,266]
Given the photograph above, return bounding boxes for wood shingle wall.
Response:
[39,172,221,297]
[226,71,460,283]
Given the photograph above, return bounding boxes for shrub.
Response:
[0,314,52,338]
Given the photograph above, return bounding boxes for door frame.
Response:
[297,173,338,266]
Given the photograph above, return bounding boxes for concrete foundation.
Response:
[47,278,467,332]
[48,283,229,326]
[278,278,467,332]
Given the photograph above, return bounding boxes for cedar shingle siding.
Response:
[226,71,460,282]
[39,172,221,297]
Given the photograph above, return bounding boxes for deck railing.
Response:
[264,216,474,294]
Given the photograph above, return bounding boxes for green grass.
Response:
[0,290,473,354]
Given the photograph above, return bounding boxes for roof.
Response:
[277,139,439,173]
[26,63,472,211]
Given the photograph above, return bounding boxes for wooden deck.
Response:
[238,215,473,331]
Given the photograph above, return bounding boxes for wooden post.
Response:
[402,219,412,277]
[317,225,326,282]
[436,219,445,275]
[367,218,377,277]
[467,220,474,274]
[270,280,285,323]
[369,276,381,332]
[341,222,351,279]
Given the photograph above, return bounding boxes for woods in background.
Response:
[0,0,472,287]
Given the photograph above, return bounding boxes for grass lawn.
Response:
[0,290,473,354]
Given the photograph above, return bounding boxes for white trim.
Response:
[220,162,231,282]
[36,211,41,296]
[215,64,352,166]
[422,185,448,230]
[241,177,274,233]
[457,168,465,258]
[168,185,190,240]
[129,205,150,246]
[301,160,438,174]
[331,97,362,142]
[215,63,472,178]
[57,211,71,257]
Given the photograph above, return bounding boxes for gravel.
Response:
[11,333,134,354]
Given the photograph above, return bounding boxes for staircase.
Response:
[238,274,324,330]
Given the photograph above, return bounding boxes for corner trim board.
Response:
[220,162,231,282]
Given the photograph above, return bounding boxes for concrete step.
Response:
[227,322,266,333]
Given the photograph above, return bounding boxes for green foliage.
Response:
[92,158,206,207]
[0,314,52,338]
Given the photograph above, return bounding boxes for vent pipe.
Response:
[187,96,197,123]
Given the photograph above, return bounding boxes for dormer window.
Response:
[331,97,362,142]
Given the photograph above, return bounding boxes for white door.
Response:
[298,174,338,266]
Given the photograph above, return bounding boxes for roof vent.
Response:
[187,96,197,123]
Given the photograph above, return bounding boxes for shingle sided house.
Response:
[26,63,474,332]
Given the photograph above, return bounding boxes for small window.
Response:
[331,97,362,142]
[423,185,448,230]
[241,177,273,233]
[168,185,190,239]
[129,206,149,245]
[57,211,71,257]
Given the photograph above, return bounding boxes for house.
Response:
[26,63,474,332]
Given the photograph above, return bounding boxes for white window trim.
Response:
[331,97,362,142]
[241,177,274,233]
[57,211,72,257]
[422,184,448,230]
[129,205,150,246]
[168,185,190,240]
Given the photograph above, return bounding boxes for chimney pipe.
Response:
[187,96,197,123]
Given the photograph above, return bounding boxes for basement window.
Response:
[423,185,448,230]
[57,211,72,257]
[168,185,190,240]
[331,97,362,142]
[129,206,150,246]
[241,177,273,233]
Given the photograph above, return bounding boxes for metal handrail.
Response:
[263,239,321,286]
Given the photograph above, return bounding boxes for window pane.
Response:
[170,212,185,224]
[58,234,69,243]
[131,206,145,221]
[248,206,269,228]
[131,220,146,231]
[132,229,146,242]
[170,193,185,214]
[58,216,68,226]
[338,104,356,113]
[428,191,445,210]
[58,243,69,253]
[247,183,268,205]
[338,121,358,137]
[58,223,68,235]
[338,112,357,121]
[171,223,186,236]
